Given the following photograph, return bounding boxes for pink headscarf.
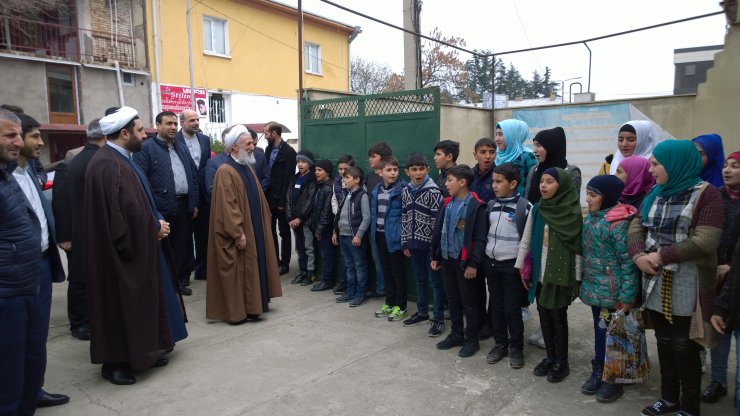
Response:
[619,156,655,201]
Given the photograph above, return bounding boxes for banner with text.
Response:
[160,84,207,116]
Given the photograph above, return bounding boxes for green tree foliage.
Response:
[464,50,559,102]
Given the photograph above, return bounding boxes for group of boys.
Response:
[286,138,533,368]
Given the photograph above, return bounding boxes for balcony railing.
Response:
[0,16,138,68]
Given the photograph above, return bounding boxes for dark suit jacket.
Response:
[26,161,66,283]
[264,140,297,210]
[253,147,270,192]
[204,150,270,204]
[175,130,211,203]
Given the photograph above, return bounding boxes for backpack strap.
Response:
[515,196,528,238]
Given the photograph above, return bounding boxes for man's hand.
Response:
[192,207,199,219]
[158,220,170,240]
[718,264,731,280]
[58,241,72,252]
[403,249,411,257]
[464,266,477,279]
[236,233,247,250]
[430,260,441,271]
[331,234,338,246]
[288,218,301,229]
[352,236,361,247]
[711,315,727,335]
[315,232,321,241]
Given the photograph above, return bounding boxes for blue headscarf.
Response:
[640,140,703,218]
[692,134,725,188]
[495,119,532,165]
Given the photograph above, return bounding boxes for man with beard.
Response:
[205,126,269,204]
[85,107,186,385]
[264,121,296,275]
[207,125,282,324]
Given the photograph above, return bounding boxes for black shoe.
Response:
[596,382,623,403]
[152,358,169,368]
[458,340,480,358]
[333,283,347,295]
[37,391,70,407]
[71,325,91,341]
[336,293,352,303]
[701,380,728,403]
[311,281,334,291]
[581,359,603,395]
[428,320,445,337]
[641,399,680,416]
[486,344,508,364]
[533,358,555,377]
[402,312,430,327]
[101,366,136,385]
[509,348,524,369]
[300,273,316,286]
[436,334,465,350]
[478,325,492,340]
[547,362,570,383]
[290,272,306,284]
[180,285,192,296]
[349,296,368,307]
[279,265,290,275]
[368,291,385,299]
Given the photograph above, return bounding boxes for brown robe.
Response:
[207,160,282,322]
[84,146,173,371]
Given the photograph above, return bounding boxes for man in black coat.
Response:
[176,109,211,280]
[52,119,106,341]
[264,121,297,275]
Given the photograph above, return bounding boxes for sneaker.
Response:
[349,296,368,307]
[300,273,317,286]
[333,283,347,295]
[310,281,334,292]
[368,291,385,299]
[375,304,392,318]
[596,382,623,403]
[533,358,555,377]
[700,380,728,403]
[335,293,352,303]
[509,348,524,369]
[290,272,305,284]
[436,334,464,350]
[387,306,407,322]
[640,399,679,416]
[402,312,430,327]
[581,360,603,395]
[521,307,532,323]
[458,340,480,357]
[546,361,570,383]
[486,344,508,364]
[528,329,546,349]
[428,320,445,337]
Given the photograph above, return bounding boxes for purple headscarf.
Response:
[619,156,655,202]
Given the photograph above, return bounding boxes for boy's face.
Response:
[368,153,382,169]
[297,160,310,174]
[492,172,517,198]
[337,162,350,178]
[315,167,328,182]
[539,174,559,200]
[406,165,428,186]
[474,145,496,171]
[446,174,466,197]
[434,149,453,169]
[586,190,603,212]
[343,174,361,190]
[380,164,399,185]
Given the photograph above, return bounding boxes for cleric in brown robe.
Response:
[207,125,282,323]
[84,107,182,385]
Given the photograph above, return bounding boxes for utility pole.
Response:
[402,0,421,90]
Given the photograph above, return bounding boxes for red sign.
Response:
[160,84,208,116]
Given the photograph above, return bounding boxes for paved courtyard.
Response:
[39,258,736,416]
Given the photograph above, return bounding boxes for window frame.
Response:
[203,15,230,58]
[304,42,322,75]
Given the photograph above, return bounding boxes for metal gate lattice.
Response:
[304,100,358,120]
[365,91,435,116]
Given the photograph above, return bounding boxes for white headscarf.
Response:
[99,106,138,135]
[223,124,248,150]
[609,120,660,175]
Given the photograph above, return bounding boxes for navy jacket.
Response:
[175,130,211,203]
[264,140,297,210]
[470,163,495,203]
[204,149,270,204]
[370,179,408,253]
[134,136,199,217]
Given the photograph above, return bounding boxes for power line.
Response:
[511,0,543,73]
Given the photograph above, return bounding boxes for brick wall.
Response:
[86,0,136,66]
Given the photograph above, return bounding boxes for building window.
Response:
[203,16,228,56]
[304,43,321,74]
[684,64,696,76]
[121,72,135,86]
[48,67,75,113]
[209,93,226,123]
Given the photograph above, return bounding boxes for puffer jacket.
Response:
[311,178,334,234]
[286,170,317,225]
[580,203,640,308]
[370,179,407,253]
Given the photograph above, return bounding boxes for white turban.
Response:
[223,124,248,150]
[99,106,138,135]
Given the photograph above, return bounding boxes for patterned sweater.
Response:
[401,176,443,251]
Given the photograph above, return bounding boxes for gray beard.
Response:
[237,149,256,166]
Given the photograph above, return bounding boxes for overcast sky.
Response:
[285,0,728,100]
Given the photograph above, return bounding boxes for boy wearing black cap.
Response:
[287,150,318,285]
[310,159,337,291]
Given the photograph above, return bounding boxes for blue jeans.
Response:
[339,235,368,298]
[710,325,740,408]
[369,232,385,294]
[409,248,444,321]
[591,306,615,365]
[317,228,334,284]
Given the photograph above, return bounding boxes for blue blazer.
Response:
[175,130,211,203]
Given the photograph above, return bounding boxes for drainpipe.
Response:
[152,0,162,122]
[114,60,125,106]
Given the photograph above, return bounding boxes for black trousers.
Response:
[485,258,526,350]
[441,258,480,341]
[649,310,701,415]
[64,252,88,330]
[165,198,193,286]
[536,285,569,364]
[376,232,407,310]
[270,208,291,268]
[193,199,209,279]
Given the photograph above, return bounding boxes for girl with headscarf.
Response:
[525,127,582,204]
[700,150,740,406]
[615,156,656,210]
[627,140,724,416]
[603,120,661,175]
[579,175,640,402]
[494,119,538,197]
[516,168,582,384]
[692,133,725,189]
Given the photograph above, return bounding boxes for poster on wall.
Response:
[160,84,207,117]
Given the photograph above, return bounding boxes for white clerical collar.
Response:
[231,154,247,165]
[107,141,131,159]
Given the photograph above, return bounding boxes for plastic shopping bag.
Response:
[602,309,650,384]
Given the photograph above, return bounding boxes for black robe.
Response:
[84,146,173,371]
